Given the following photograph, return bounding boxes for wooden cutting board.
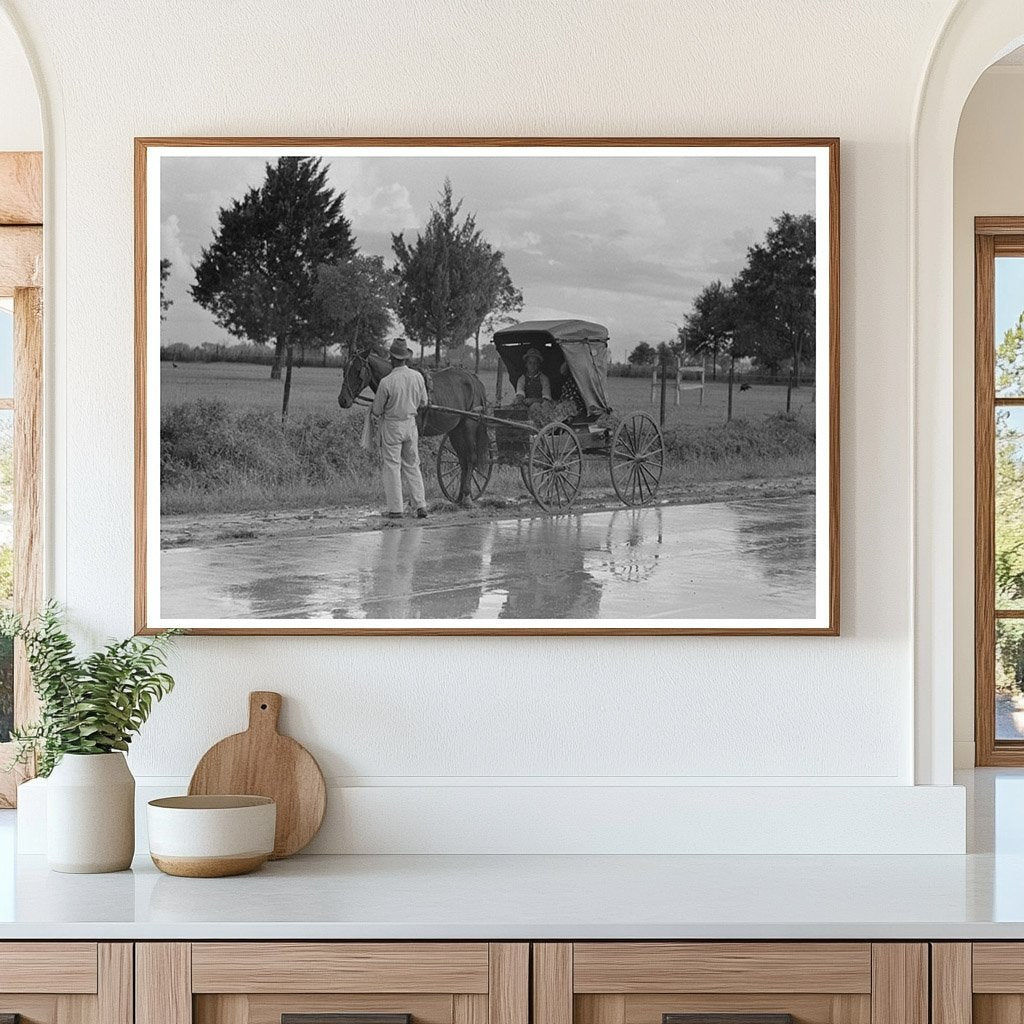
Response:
[188,691,326,859]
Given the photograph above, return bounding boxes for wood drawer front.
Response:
[191,943,491,994]
[973,944,1024,993]
[0,944,129,1024]
[0,943,98,993]
[572,944,873,995]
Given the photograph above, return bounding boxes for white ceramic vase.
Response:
[46,752,135,873]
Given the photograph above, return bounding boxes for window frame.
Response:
[975,217,1024,764]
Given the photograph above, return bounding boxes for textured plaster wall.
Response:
[0,0,958,797]
[0,13,38,151]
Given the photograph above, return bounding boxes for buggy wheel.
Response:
[528,421,583,512]
[519,463,535,498]
[610,412,664,506]
[436,433,492,504]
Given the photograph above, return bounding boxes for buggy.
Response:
[431,319,665,512]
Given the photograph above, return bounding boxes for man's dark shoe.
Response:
[416,507,428,519]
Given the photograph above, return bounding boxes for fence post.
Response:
[659,353,668,426]
[674,359,681,406]
[650,367,657,405]
[699,361,705,407]
[727,356,735,422]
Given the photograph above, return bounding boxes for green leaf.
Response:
[1,603,179,777]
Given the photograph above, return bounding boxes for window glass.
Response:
[0,307,13,399]
[996,407,1024,610]
[997,257,1024,397]
[994,255,1024,744]
[997,620,1024,740]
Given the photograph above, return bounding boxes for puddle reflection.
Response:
[161,496,815,621]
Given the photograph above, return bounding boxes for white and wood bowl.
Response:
[147,795,276,877]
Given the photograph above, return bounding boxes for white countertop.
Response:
[2,769,1022,941]
[2,849,1024,940]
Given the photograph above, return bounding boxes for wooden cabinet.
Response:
[0,943,131,1024]
[932,943,1024,1024]
[0,938,961,1024]
[136,944,528,1024]
[532,944,928,1024]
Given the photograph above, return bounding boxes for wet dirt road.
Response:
[159,495,816,622]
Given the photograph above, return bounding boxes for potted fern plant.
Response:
[2,604,178,873]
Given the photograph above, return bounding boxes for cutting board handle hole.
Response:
[260,703,268,710]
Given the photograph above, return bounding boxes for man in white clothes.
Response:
[371,338,429,519]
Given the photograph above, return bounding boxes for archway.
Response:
[913,1,1024,785]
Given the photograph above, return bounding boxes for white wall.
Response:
[952,65,1024,767]
[0,0,973,851]
[0,12,39,152]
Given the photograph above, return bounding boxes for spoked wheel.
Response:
[519,464,535,499]
[527,421,583,512]
[436,434,492,504]
[609,412,664,506]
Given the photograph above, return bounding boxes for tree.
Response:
[998,309,1024,396]
[997,405,1024,606]
[680,282,750,421]
[314,254,395,357]
[996,314,1024,615]
[473,261,523,372]
[464,260,520,376]
[732,212,816,386]
[160,258,173,320]
[392,179,504,367]
[678,280,735,380]
[627,341,658,367]
[191,156,356,418]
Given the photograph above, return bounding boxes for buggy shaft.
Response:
[425,403,540,432]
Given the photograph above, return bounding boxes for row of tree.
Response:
[626,212,816,385]
[183,157,523,418]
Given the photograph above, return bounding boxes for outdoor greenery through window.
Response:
[0,306,14,742]
[994,257,1024,739]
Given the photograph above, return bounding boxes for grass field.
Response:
[158,360,817,514]
[159,360,817,429]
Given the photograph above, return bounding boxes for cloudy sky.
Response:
[160,149,816,361]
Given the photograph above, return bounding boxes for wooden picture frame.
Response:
[135,137,840,636]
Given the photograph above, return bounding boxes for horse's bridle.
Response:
[339,350,382,409]
[350,352,374,407]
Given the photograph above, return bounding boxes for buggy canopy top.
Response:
[493,319,612,415]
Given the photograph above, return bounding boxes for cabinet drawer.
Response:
[191,943,491,994]
[0,943,130,1024]
[0,942,99,994]
[935,942,1024,1024]
[572,944,872,994]
[973,943,1024,992]
[534,944,925,1024]
[139,943,528,1024]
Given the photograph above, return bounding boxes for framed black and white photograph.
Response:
[135,137,839,635]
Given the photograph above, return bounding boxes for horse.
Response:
[338,348,490,507]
